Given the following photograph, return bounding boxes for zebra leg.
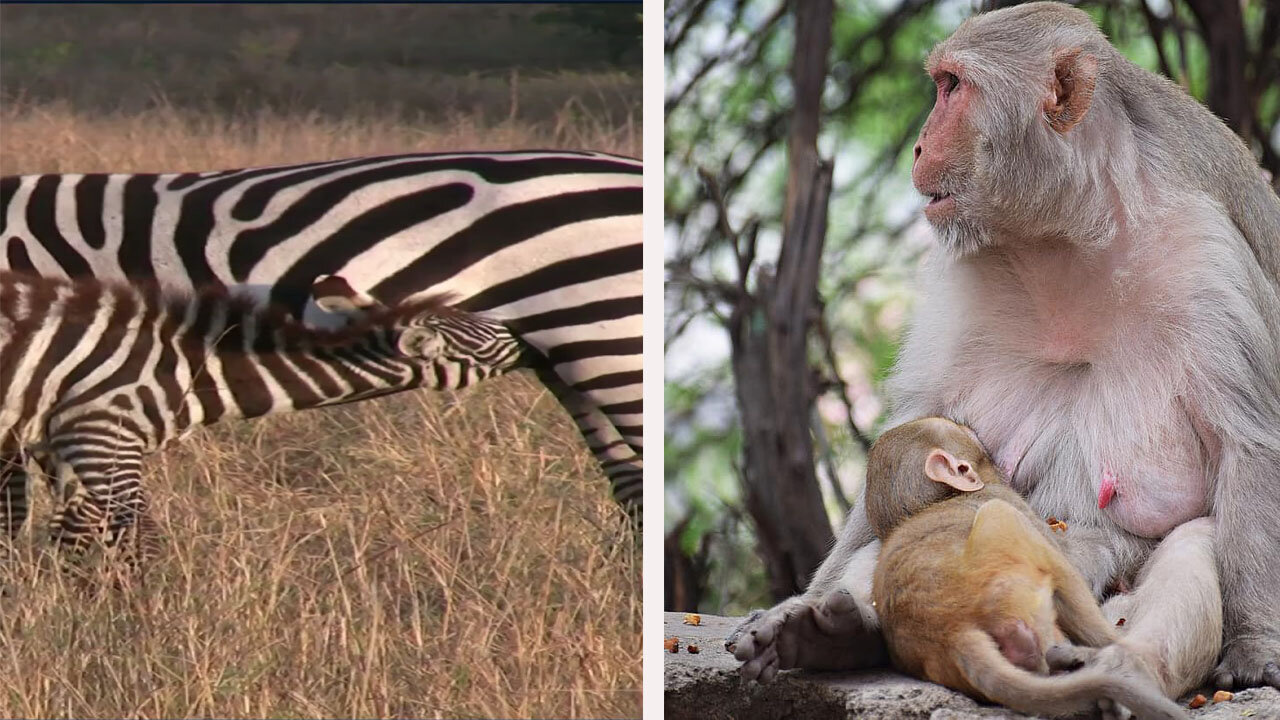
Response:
[1,455,32,573]
[0,455,30,542]
[45,441,151,564]
[534,367,642,526]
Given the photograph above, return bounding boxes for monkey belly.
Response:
[1099,466,1209,538]
[963,384,1210,539]
[1097,412,1211,538]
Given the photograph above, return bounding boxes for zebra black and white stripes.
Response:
[0,150,642,514]
[0,271,529,554]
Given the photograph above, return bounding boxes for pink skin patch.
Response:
[1098,467,1118,509]
[992,619,1041,672]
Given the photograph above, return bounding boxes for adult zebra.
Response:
[0,150,642,518]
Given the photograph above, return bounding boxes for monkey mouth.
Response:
[922,192,956,220]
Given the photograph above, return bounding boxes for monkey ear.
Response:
[1045,47,1098,134]
[925,448,985,492]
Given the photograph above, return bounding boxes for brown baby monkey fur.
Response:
[868,417,1184,719]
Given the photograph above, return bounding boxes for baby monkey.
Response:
[868,417,1184,719]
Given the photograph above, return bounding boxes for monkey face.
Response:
[914,7,1107,254]
[912,60,988,255]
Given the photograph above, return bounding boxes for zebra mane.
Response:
[1,270,467,350]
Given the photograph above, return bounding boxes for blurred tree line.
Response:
[0,4,640,126]
[664,0,1280,615]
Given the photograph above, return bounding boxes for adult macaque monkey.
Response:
[867,417,1184,719]
[731,1,1279,695]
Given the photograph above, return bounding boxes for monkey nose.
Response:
[912,143,922,165]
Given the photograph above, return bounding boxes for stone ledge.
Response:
[663,612,1280,720]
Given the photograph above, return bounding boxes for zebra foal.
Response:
[0,270,528,558]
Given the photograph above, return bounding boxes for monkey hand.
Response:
[1213,637,1280,690]
[725,590,888,683]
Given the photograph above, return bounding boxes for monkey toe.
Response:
[724,608,764,653]
[1213,663,1280,691]
[813,589,877,635]
[1097,697,1135,720]
[1214,642,1280,690]
[757,648,781,683]
[1046,643,1096,672]
[738,642,780,683]
[730,604,792,682]
[1213,669,1234,690]
[818,588,857,615]
[728,608,779,659]
[731,627,765,663]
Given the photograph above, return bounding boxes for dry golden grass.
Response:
[0,101,639,174]
[0,106,640,718]
[0,5,639,129]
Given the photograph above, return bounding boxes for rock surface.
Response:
[664,612,1280,720]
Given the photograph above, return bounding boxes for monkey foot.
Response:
[1096,696,1135,720]
[1213,639,1280,690]
[726,590,888,683]
[1047,643,1183,720]
[1045,643,1098,673]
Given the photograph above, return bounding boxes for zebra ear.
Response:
[397,327,446,358]
[311,274,385,317]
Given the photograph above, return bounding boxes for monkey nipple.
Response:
[1098,469,1118,509]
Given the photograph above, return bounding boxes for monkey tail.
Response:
[954,629,1187,720]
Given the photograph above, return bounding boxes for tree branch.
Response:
[1183,0,1253,141]
[1138,0,1178,82]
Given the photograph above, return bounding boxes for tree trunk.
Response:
[731,0,837,601]
[1184,0,1254,144]
[664,515,708,612]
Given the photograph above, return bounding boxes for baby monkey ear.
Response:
[924,448,985,492]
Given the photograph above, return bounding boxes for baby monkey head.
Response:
[865,416,1001,538]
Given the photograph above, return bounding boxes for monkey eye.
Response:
[940,71,960,96]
